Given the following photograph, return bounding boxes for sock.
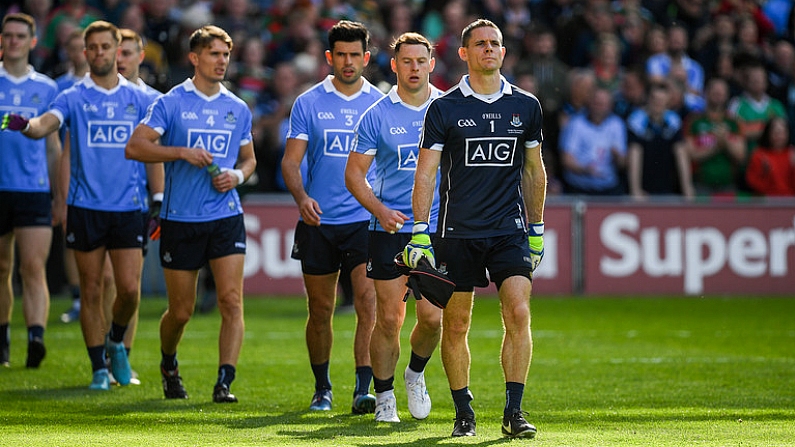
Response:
[505,382,525,417]
[311,361,331,391]
[88,345,106,372]
[70,287,80,302]
[1,323,9,348]
[126,347,131,358]
[354,365,373,396]
[451,387,475,418]
[161,350,178,372]
[408,351,431,374]
[108,322,127,344]
[27,325,44,342]
[373,376,394,394]
[217,364,236,388]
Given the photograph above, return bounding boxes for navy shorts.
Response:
[435,232,533,292]
[291,221,368,275]
[159,215,246,271]
[367,231,411,280]
[66,206,144,252]
[0,191,51,236]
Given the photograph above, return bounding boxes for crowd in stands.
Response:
[3,0,795,197]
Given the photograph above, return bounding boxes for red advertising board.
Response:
[241,199,574,296]
[583,203,795,295]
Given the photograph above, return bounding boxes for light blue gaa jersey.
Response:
[352,85,442,233]
[0,65,59,193]
[287,75,384,225]
[131,78,161,212]
[49,74,151,212]
[141,79,252,223]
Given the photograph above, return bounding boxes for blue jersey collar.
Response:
[387,85,443,110]
[322,74,373,100]
[0,63,36,84]
[82,73,129,94]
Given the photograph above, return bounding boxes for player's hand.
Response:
[298,196,322,226]
[377,208,409,234]
[148,199,162,240]
[1,113,29,132]
[403,221,434,268]
[527,222,544,272]
[181,147,213,168]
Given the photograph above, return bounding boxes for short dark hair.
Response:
[84,20,121,45]
[391,32,433,56]
[189,25,233,53]
[328,20,369,53]
[461,19,502,47]
[2,13,36,37]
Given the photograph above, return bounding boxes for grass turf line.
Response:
[0,295,793,446]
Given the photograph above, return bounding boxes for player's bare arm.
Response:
[54,132,71,231]
[18,112,61,140]
[345,151,408,233]
[522,144,546,223]
[45,131,63,225]
[411,147,441,223]
[126,123,213,167]
[282,137,322,226]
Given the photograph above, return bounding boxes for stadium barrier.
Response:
[140,194,795,296]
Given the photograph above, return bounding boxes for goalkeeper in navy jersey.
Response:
[403,19,547,439]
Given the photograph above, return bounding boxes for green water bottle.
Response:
[207,163,222,178]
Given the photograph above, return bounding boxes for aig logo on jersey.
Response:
[87,121,134,148]
[188,129,232,158]
[323,129,355,158]
[397,144,419,171]
[465,137,517,167]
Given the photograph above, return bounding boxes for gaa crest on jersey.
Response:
[225,111,236,124]
[87,121,134,148]
[323,129,355,157]
[510,114,522,127]
[397,144,419,171]
[188,129,232,158]
[465,137,517,167]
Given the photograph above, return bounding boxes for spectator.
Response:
[646,23,705,100]
[694,13,736,80]
[429,0,471,90]
[41,0,103,56]
[516,26,569,116]
[626,84,694,198]
[568,1,617,69]
[734,16,766,62]
[214,0,261,45]
[613,68,647,120]
[728,63,787,155]
[142,0,182,69]
[684,78,746,196]
[559,69,596,131]
[589,32,623,95]
[617,10,649,67]
[560,87,627,195]
[641,23,667,64]
[744,116,795,196]
[714,0,776,44]
[766,39,794,105]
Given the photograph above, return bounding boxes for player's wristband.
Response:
[221,168,245,185]
[528,222,544,237]
[230,169,245,185]
[152,192,164,202]
[412,221,430,235]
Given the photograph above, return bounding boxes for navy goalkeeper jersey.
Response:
[419,75,543,238]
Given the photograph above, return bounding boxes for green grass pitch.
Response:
[1,294,793,446]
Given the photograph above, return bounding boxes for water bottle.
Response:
[207,163,222,178]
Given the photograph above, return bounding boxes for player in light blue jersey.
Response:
[0,13,61,369]
[345,32,443,423]
[126,25,256,404]
[54,28,89,326]
[282,20,383,415]
[406,20,547,438]
[2,20,156,391]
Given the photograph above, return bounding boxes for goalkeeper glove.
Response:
[528,222,544,272]
[147,199,162,240]
[403,221,435,268]
[1,113,30,132]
